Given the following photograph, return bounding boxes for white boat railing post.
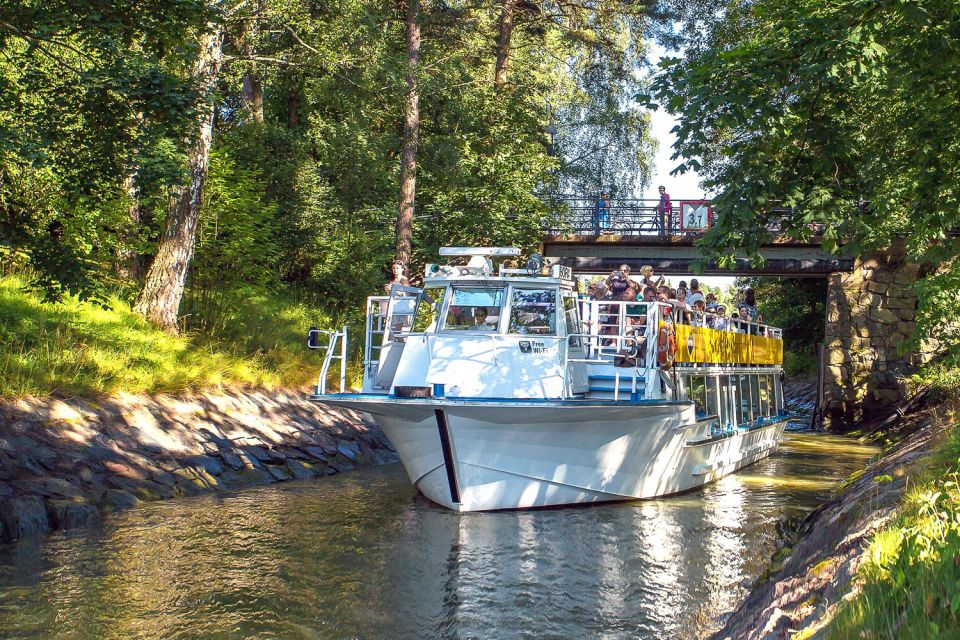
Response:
[340,325,348,393]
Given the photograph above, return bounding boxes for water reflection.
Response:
[0,434,876,640]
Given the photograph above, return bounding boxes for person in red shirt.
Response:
[657,185,672,233]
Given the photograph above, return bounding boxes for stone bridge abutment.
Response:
[822,249,924,430]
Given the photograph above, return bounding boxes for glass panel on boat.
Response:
[738,375,752,423]
[758,376,769,416]
[705,376,719,418]
[387,295,417,334]
[412,287,446,333]
[751,375,761,420]
[509,288,557,336]
[719,375,732,427]
[563,295,580,346]
[444,287,505,331]
[688,375,707,418]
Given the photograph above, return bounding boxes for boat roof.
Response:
[423,275,574,287]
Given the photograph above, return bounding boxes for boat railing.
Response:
[364,296,389,379]
[569,298,660,366]
[680,308,783,339]
[308,326,348,394]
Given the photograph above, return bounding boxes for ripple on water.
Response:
[0,433,877,640]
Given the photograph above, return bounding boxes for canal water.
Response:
[0,433,876,640]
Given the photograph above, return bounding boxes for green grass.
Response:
[826,372,960,640]
[0,275,357,397]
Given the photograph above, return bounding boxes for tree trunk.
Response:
[117,171,142,281]
[133,25,223,332]
[494,0,518,91]
[286,85,300,129]
[242,69,263,123]
[395,0,420,265]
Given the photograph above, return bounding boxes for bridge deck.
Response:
[541,234,853,276]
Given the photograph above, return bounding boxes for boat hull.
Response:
[313,395,788,512]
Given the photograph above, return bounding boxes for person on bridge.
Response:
[656,185,672,233]
[593,191,611,233]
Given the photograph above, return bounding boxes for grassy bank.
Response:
[0,275,355,397]
[825,365,960,639]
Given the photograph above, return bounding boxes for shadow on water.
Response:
[0,433,877,640]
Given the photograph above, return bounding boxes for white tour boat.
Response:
[310,247,791,512]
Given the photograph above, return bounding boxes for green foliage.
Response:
[827,419,960,639]
[737,277,826,357]
[0,274,333,396]
[657,0,960,352]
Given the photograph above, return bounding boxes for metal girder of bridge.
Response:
[541,235,854,276]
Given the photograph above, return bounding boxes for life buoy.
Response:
[657,323,677,370]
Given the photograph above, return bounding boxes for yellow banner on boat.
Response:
[672,324,783,366]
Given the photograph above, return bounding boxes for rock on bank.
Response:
[0,389,396,544]
[708,405,947,640]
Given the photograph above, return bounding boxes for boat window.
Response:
[443,287,505,331]
[751,375,762,418]
[719,375,732,427]
[412,286,446,333]
[738,375,752,423]
[688,375,707,418]
[509,288,557,335]
[705,376,719,418]
[563,294,580,345]
[758,375,769,417]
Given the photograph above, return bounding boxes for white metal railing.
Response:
[364,296,389,382]
[309,326,348,394]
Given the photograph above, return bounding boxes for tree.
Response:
[134,18,224,331]
[656,0,960,347]
[395,0,421,266]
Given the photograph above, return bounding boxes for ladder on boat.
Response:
[308,326,348,394]
[585,372,645,400]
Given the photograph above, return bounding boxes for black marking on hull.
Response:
[433,409,460,504]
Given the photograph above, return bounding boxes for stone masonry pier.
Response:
[822,249,925,429]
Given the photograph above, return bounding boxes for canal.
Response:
[0,433,877,639]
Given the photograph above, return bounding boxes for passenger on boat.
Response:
[685,278,703,306]
[667,288,688,325]
[713,305,729,331]
[384,259,410,294]
[638,265,664,289]
[690,295,707,326]
[677,280,688,302]
[705,292,718,310]
[742,287,759,321]
[606,264,638,298]
[737,305,752,333]
[586,281,608,301]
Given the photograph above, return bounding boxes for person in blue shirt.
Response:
[593,191,611,233]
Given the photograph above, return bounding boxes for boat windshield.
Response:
[443,287,504,331]
[509,288,557,335]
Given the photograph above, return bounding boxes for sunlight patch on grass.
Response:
[0,275,334,397]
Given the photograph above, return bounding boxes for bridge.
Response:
[539,197,923,431]
[540,196,849,275]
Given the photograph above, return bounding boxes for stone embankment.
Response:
[0,389,396,544]
[709,394,946,640]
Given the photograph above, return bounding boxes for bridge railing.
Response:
[542,197,808,237]
[542,197,677,236]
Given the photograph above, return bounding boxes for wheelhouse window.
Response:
[509,288,557,335]
[443,287,504,331]
[411,286,446,333]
